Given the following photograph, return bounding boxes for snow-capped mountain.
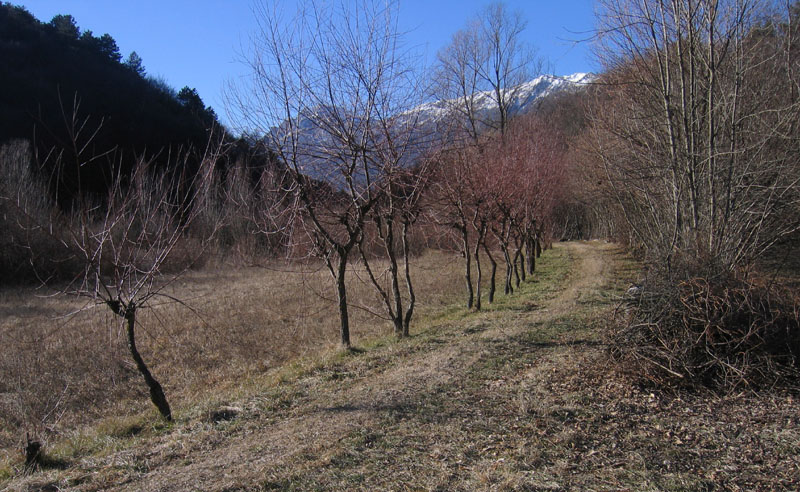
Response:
[402,72,594,129]
[268,72,593,179]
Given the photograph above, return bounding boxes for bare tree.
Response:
[358,164,429,337]
[55,147,218,420]
[435,1,542,140]
[592,0,800,273]
[229,0,424,348]
[2,92,223,422]
[428,146,479,309]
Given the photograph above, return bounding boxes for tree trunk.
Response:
[360,215,407,339]
[124,304,171,421]
[529,237,536,274]
[483,241,497,303]
[461,225,474,309]
[515,247,526,283]
[24,434,41,469]
[391,315,403,337]
[526,235,535,275]
[384,217,405,338]
[334,253,351,349]
[501,244,513,295]
[401,219,415,337]
[474,235,482,311]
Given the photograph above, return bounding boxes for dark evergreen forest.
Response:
[0,3,225,201]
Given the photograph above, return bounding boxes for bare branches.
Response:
[592,0,800,273]
[435,2,543,141]
[232,0,426,346]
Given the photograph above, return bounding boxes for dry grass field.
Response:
[2,242,799,491]
[0,250,466,457]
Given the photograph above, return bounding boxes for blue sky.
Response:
[16,1,598,128]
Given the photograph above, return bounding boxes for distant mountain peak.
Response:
[404,72,594,123]
[268,72,593,178]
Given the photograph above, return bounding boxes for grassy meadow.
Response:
[2,243,798,491]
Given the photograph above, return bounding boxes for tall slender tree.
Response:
[592,0,800,272]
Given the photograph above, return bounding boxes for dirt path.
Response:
[11,241,800,490]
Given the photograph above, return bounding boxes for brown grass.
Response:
[0,250,466,454]
[4,242,799,491]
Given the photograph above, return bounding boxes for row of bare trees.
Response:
[228,0,431,348]
[2,0,573,424]
[427,115,567,310]
[426,2,566,310]
[227,0,571,347]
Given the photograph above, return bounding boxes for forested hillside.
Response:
[0,3,221,199]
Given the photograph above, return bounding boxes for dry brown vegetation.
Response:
[571,0,800,394]
[2,242,798,491]
[0,250,466,458]
[613,272,800,392]
[3,0,800,488]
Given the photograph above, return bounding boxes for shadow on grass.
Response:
[320,402,418,416]
[518,339,606,349]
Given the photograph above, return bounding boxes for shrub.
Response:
[613,271,800,392]
[0,141,81,284]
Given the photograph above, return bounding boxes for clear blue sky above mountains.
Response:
[17,0,598,129]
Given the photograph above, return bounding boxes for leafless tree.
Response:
[358,164,429,337]
[52,146,219,421]
[592,0,800,273]
[435,1,543,140]
[427,145,479,309]
[2,94,223,422]
[229,0,424,347]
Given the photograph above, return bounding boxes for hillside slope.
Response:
[0,4,220,200]
[269,73,592,180]
[7,242,799,491]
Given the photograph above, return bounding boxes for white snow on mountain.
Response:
[268,72,593,179]
[399,72,594,129]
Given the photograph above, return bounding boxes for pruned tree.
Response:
[358,163,429,337]
[229,0,424,347]
[53,145,218,420]
[477,113,567,293]
[511,114,567,274]
[18,95,224,420]
[427,145,481,309]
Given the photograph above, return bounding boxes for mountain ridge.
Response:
[266,72,593,181]
[403,72,594,126]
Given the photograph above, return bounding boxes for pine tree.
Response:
[124,51,146,76]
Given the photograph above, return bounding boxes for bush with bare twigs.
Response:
[591,0,800,392]
[613,272,800,392]
[0,141,81,283]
